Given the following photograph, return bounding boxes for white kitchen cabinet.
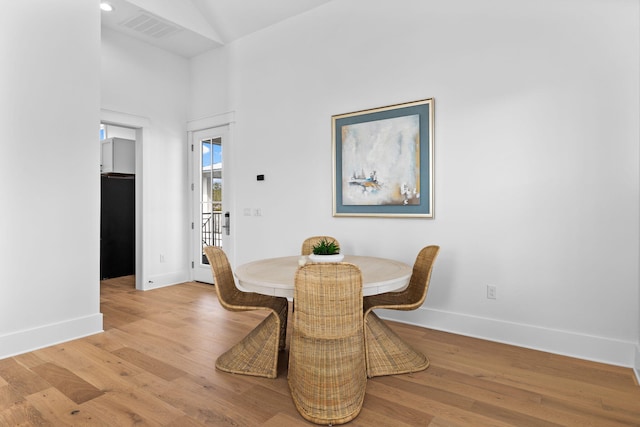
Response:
[101,137,135,175]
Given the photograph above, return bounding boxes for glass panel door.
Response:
[192,127,231,283]
[200,137,222,263]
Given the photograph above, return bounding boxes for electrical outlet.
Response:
[254,208,262,216]
[487,285,497,299]
[160,254,165,263]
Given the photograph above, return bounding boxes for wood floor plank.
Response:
[115,318,198,355]
[0,358,51,398]
[145,375,270,425]
[540,393,638,426]
[110,348,187,382]
[34,340,148,389]
[349,406,420,427]
[366,378,514,427]
[359,392,437,426]
[30,363,104,404]
[0,400,50,427]
[25,386,101,426]
[162,414,208,427]
[261,412,316,427]
[73,360,153,394]
[0,278,638,426]
[12,352,47,370]
[79,389,184,426]
[424,340,608,405]
[411,365,601,426]
[34,342,100,373]
[0,384,20,412]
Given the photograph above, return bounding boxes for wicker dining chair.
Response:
[203,246,288,379]
[363,245,440,378]
[288,262,367,425]
[300,236,340,256]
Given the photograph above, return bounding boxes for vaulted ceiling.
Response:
[101,0,333,58]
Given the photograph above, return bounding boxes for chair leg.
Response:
[277,302,288,351]
[364,311,429,378]
[215,312,281,378]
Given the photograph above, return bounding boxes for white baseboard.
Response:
[379,307,636,368]
[0,313,103,360]
[143,271,190,290]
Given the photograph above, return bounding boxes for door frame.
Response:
[187,112,236,282]
[100,109,150,290]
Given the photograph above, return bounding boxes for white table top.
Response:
[234,255,412,298]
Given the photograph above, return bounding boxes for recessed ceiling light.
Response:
[100,2,115,12]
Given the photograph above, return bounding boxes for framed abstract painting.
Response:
[332,98,434,217]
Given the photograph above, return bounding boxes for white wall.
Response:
[101,28,191,289]
[190,0,640,366]
[189,46,230,121]
[0,1,102,358]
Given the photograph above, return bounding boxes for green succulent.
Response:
[312,238,340,255]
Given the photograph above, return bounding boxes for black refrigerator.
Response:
[100,175,135,279]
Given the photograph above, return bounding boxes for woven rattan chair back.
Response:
[203,246,288,378]
[288,262,366,425]
[365,245,440,313]
[203,246,242,311]
[362,245,440,378]
[300,236,340,256]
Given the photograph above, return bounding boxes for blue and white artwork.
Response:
[341,114,420,206]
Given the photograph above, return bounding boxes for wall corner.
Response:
[634,344,640,385]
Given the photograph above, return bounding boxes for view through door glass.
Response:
[200,137,222,265]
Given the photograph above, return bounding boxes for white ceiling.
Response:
[101,0,333,58]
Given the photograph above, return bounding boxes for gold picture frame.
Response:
[332,98,434,217]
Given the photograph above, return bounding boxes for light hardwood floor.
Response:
[1,276,639,426]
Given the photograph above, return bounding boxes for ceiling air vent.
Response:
[119,12,182,39]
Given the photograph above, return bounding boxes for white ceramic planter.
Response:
[308,253,344,263]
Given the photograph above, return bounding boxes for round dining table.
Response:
[234,254,412,298]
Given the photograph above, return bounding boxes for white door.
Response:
[191,126,233,283]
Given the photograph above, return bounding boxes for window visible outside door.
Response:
[192,127,232,283]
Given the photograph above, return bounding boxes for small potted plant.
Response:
[308,238,344,263]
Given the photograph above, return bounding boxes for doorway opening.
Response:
[101,109,149,290]
[100,122,137,287]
